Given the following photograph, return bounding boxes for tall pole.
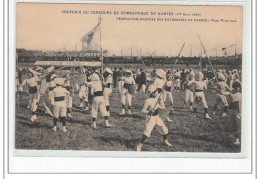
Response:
[235,42,237,58]
[16,50,18,67]
[190,44,192,57]
[152,43,185,112]
[131,43,133,60]
[99,15,103,73]
[173,43,186,67]
[198,44,202,71]
[198,34,218,83]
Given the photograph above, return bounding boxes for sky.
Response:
[16,3,243,57]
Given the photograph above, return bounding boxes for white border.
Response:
[7,0,253,174]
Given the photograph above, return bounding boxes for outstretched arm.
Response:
[141,101,149,114]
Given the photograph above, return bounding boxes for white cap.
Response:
[188,73,194,78]
[50,74,57,80]
[54,78,65,86]
[167,74,173,78]
[35,66,43,71]
[218,73,225,81]
[28,68,36,75]
[125,70,132,75]
[147,84,157,94]
[156,69,166,78]
[47,66,55,73]
[91,73,100,81]
[232,80,241,88]
[105,68,113,74]
[195,72,204,81]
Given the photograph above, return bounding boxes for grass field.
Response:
[15,82,240,152]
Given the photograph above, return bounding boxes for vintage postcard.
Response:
[13,2,248,157]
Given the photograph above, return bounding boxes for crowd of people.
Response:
[15,65,242,151]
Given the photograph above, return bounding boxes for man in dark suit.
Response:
[136,68,147,93]
[113,68,118,88]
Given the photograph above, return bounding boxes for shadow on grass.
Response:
[111,112,144,120]
[16,115,29,121]
[72,108,91,115]
[18,120,52,130]
[66,118,92,126]
[169,131,236,149]
[93,136,140,150]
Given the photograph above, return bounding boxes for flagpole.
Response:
[131,43,133,60]
[99,15,103,73]
[200,44,202,71]
[173,43,185,68]
[235,42,237,58]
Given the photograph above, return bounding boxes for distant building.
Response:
[81,50,108,57]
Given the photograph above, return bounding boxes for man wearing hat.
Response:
[183,73,194,111]
[226,80,242,145]
[113,68,119,88]
[35,66,44,74]
[151,69,166,102]
[48,74,57,106]
[103,68,113,115]
[86,68,94,106]
[174,69,181,91]
[120,70,136,115]
[213,73,231,117]
[188,72,211,119]
[136,84,172,151]
[78,82,89,110]
[53,78,70,132]
[85,73,112,129]
[117,67,125,93]
[63,71,73,118]
[136,68,147,93]
[163,74,174,111]
[45,66,55,91]
[180,69,187,90]
[20,68,40,122]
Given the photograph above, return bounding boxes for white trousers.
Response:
[144,115,168,137]
[48,90,54,106]
[29,93,39,112]
[174,79,180,88]
[91,96,109,118]
[53,101,67,118]
[163,91,173,104]
[121,88,132,106]
[104,88,111,106]
[141,84,146,93]
[193,91,208,109]
[185,89,194,103]
[66,95,72,108]
[215,93,229,107]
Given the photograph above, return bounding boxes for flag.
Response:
[81,22,101,51]
[222,48,227,56]
[224,51,227,56]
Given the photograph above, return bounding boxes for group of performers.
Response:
[16,65,242,151]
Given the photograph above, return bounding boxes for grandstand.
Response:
[16,48,242,68]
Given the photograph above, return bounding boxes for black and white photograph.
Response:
[14,3,244,154]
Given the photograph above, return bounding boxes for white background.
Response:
[2,0,257,178]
